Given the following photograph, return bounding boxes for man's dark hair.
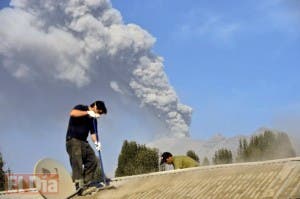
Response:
[160,152,173,165]
[91,100,107,114]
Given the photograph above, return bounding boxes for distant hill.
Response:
[147,134,247,161]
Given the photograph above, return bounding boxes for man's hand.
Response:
[94,141,102,151]
[87,110,100,118]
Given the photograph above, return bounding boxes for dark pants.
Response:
[66,138,98,184]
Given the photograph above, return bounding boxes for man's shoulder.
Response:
[174,156,199,167]
[173,156,185,163]
[174,155,188,159]
[174,156,196,162]
[73,104,88,111]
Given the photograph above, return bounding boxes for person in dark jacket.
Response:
[66,100,107,191]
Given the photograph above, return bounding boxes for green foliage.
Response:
[115,140,159,177]
[186,150,200,163]
[202,157,210,166]
[0,152,5,191]
[236,130,296,162]
[213,148,233,165]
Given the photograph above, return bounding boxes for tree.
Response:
[0,152,5,191]
[186,150,200,163]
[236,130,295,162]
[115,140,159,177]
[213,148,233,165]
[115,140,137,177]
[275,132,296,158]
[202,157,210,166]
[135,145,159,174]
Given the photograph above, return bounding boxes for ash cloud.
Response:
[0,0,192,137]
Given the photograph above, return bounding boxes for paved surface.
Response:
[1,157,299,199]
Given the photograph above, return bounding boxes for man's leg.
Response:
[66,138,84,189]
[82,142,98,184]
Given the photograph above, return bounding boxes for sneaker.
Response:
[74,179,84,195]
[81,186,97,196]
[96,182,105,188]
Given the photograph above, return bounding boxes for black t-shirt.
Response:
[66,105,97,141]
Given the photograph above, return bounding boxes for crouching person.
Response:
[160,152,199,171]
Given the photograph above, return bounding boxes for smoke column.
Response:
[0,0,192,137]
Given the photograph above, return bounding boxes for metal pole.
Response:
[93,118,107,185]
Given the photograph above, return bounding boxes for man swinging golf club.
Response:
[66,100,107,194]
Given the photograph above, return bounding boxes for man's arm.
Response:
[91,133,102,151]
[90,134,98,143]
[70,109,89,117]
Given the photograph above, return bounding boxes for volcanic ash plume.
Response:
[0,0,192,137]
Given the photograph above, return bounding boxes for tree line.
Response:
[236,130,295,162]
[0,130,296,182]
[115,130,295,177]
